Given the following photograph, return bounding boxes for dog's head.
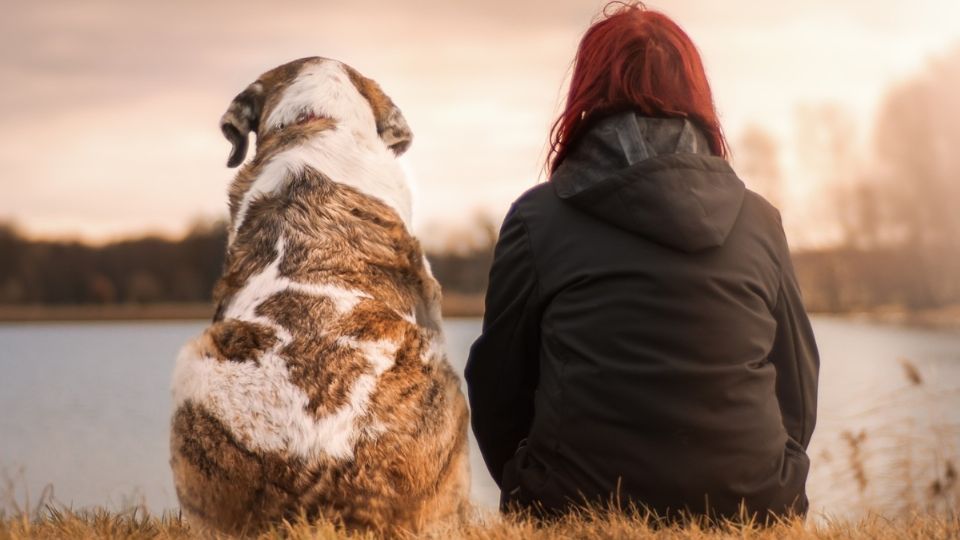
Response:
[219,57,413,167]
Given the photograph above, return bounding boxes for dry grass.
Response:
[1,506,959,540]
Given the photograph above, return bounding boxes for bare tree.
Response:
[794,102,865,247]
[735,125,784,209]
[874,46,960,249]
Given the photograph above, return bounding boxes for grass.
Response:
[1,506,959,540]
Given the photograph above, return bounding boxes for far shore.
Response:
[1,299,958,330]
[840,303,960,332]
[0,293,486,322]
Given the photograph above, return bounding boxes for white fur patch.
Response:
[230,60,412,244]
[171,236,401,462]
[335,337,399,374]
[264,61,376,138]
[172,347,389,461]
[224,237,368,320]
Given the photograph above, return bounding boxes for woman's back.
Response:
[466,113,818,518]
[466,3,818,521]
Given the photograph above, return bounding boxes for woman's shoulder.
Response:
[512,181,555,208]
[739,189,786,237]
[742,189,782,223]
[737,189,793,264]
[505,182,567,225]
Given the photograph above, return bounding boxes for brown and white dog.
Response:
[169,57,470,536]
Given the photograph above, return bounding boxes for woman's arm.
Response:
[465,203,542,487]
[769,251,820,450]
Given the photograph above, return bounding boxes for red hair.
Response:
[547,2,728,173]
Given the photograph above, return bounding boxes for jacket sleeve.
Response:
[769,249,820,450]
[464,203,541,487]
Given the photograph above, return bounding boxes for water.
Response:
[0,317,958,519]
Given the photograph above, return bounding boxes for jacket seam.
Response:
[484,208,542,480]
[513,204,556,451]
[770,226,787,310]
[763,200,786,310]
[771,262,784,320]
[789,278,809,447]
[686,174,726,242]
[775,271,808,447]
[513,207,543,304]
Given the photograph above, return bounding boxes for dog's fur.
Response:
[169,57,470,536]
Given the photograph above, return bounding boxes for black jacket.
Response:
[465,113,819,519]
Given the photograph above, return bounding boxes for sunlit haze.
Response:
[3,0,959,247]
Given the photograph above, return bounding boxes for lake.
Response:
[1,317,958,519]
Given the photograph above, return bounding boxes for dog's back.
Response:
[169,58,469,535]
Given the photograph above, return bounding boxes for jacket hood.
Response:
[551,112,745,252]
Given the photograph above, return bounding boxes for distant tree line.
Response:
[0,219,498,306]
[2,213,957,314]
[0,221,228,305]
[792,246,960,313]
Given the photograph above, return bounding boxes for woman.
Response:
[465,3,819,521]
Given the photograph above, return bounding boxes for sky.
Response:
[2,0,959,247]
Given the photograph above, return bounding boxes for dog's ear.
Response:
[377,104,413,156]
[344,67,413,156]
[220,82,264,168]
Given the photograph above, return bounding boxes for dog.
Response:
[169,57,470,536]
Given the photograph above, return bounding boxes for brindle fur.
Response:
[170,58,469,536]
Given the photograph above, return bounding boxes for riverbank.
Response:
[1,508,958,539]
[3,299,959,330]
[0,294,486,323]
[839,304,960,332]
[0,303,214,322]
